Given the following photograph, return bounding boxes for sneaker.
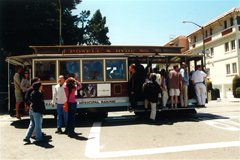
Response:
[63,129,68,135]
[55,128,63,134]
[15,115,21,120]
[43,135,52,140]
[23,138,30,143]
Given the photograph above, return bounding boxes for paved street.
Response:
[0,100,240,160]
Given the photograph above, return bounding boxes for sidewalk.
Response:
[211,97,240,103]
[222,97,240,102]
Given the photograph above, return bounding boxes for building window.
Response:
[59,60,80,81]
[34,60,56,82]
[224,20,227,29]
[82,60,103,81]
[193,36,197,43]
[232,63,237,73]
[106,59,127,81]
[238,39,240,49]
[205,30,208,38]
[226,64,230,74]
[231,40,235,50]
[210,28,213,35]
[237,16,240,25]
[225,42,229,52]
[230,17,234,26]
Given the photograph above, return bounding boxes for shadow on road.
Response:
[9,110,230,129]
[101,111,230,127]
[24,138,54,149]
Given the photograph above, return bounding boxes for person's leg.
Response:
[195,84,201,105]
[15,102,21,119]
[169,89,174,107]
[24,110,35,141]
[174,95,178,107]
[162,90,168,107]
[144,99,149,109]
[67,103,74,136]
[200,84,206,106]
[150,102,157,120]
[184,85,188,107]
[180,85,184,107]
[63,110,68,130]
[68,102,77,136]
[72,103,77,133]
[32,112,43,142]
[56,104,63,133]
[14,90,23,119]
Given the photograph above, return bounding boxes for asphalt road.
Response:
[0,100,240,160]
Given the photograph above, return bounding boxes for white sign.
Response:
[97,84,111,97]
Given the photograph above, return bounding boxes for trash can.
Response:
[211,88,220,100]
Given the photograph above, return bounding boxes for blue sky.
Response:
[73,0,240,45]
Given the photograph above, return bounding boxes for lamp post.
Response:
[58,0,62,45]
[182,21,206,67]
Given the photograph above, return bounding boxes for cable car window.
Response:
[34,61,56,82]
[82,60,103,81]
[59,60,80,80]
[106,59,127,81]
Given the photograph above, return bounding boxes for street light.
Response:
[58,0,62,45]
[182,20,206,67]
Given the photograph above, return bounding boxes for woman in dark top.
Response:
[23,82,45,143]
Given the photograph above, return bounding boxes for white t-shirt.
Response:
[191,70,207,83]
[52,84,67,104]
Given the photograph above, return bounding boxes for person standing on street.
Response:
[191,65,207,107]
[143,74,161,121]
[20,70,31,114]
[160,69,169,108]
[51,75,68,134]
[179,62,189,107]
[64,77,82,138]
[168,65,182,108]
[14,66,23,119]
[23,81,46,143]
[128,64,137,110]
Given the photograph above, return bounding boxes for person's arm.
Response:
[14,74,21,89]
[191,72,195,84]
[51,86,57,107]
[179,73,183,89]
[74,79,82,90]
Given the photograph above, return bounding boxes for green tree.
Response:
[85,9,111,45]
[0,0,83,55]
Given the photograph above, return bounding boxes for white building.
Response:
[185,8,240,98]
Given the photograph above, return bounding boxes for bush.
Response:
[236,87,240,98]
[232,75,240,98]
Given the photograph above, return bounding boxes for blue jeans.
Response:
[56,103,68,129]
[67,102,77,135]
[25,109,43,141]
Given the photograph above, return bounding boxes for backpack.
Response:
[143,81,155,98]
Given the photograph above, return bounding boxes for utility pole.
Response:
[182,21,206,67]
[58,0,62,45]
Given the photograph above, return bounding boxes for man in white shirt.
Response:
[191,65,207,107]
[51,75,68,134]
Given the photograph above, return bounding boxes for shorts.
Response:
[169,88,180,96]
[14,90,23,103]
